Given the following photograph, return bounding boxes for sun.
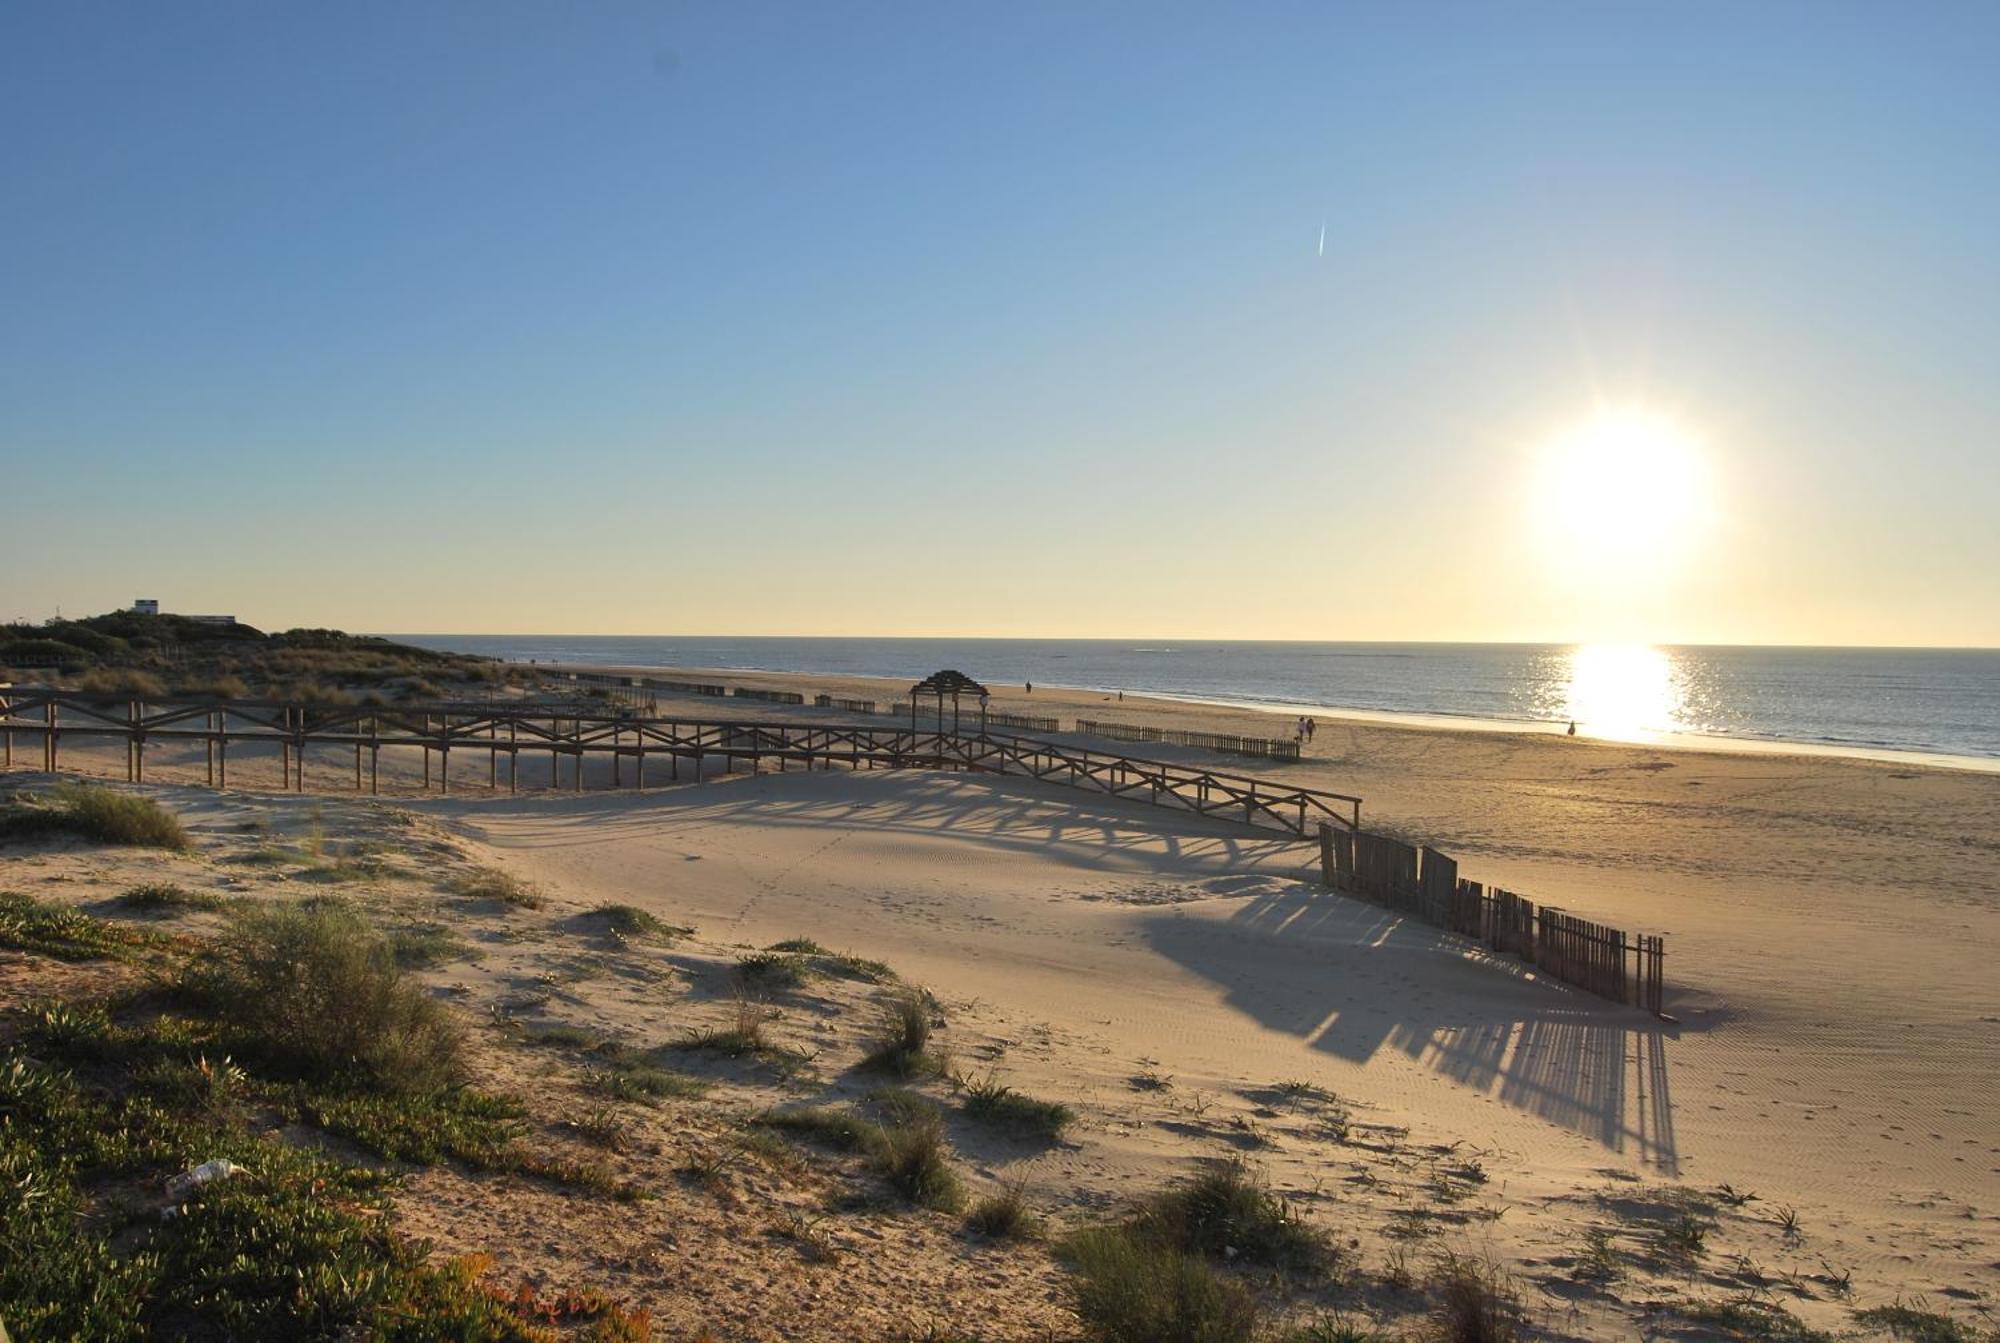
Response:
[1532,409,1711,566]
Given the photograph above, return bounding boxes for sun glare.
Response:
[1560,642,1686,741]
[1533,409,1711,566]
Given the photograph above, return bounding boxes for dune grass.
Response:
[965,1181,1040,1240]
[590,903,687,940]
[959,1071,1073,1143]
[860,988,948,1079]
[1136,1158,1332,1274]
[0,784,190,851]
[449,868,544,910]
[1062,1224,1257,1343]
[117,882,227,913]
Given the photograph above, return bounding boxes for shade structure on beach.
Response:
[909,669,990,735]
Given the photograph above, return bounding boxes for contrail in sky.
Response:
[1317,219,1326,257]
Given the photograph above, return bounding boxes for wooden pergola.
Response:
[908,669,990,736]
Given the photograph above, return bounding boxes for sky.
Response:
[3,2,1996,646]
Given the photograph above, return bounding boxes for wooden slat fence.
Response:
[1074,718,1302,762]
[731,688,806,705]
[984,711,1061,733]
[1320,824,1667,1016]
[814,695,879,714]
[644,678,728,697]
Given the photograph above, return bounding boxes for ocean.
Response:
[388,636,2000,766]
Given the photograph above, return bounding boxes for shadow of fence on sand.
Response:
[1143,883,1681,1172]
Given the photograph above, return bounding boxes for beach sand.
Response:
[14,671,1999,1329]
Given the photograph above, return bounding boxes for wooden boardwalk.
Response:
[0,690,1362,839]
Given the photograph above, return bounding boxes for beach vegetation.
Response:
[1854,1301,1987,1343]
[118,881,227,913]
[766,937,897,982]
[389,922,473,969]
[861,987,948,1078]
[1667,1298,1833,1342]
[180,901,464,1093]
[677,996,780,1059]
[868,1105,964,1211]
[958,1070,1073,1142]
[0,783,190,851]
[590,902,686,940]
[587,1062,707,1104]
[965,1180,1040,1240]
[735,949,812,990]
[451,867,545,909]
[756,1104,875,1152]
[1061,1224,1258,1343]
[1419,1252,1525,1343]
[0,890,163,960]
[1137,1158,1332,1274]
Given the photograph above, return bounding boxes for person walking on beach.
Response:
[1025,681,1033,694]
[1305,717,1317,743]
[1567,720,1577,736]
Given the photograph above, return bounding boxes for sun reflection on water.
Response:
[1561,644,1687,741]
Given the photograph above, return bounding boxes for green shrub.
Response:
[1063,1225,1257,1343]
[869,1108,963,1212]
[960,1072,1073,1142]
[389,923,471,969]
[590,904,686,939]
[119,882,226,912]
[0,784,190,851]
[1139,1158,1330,1273]
[449,869,544,909]
[1853,1302,1978,1343]
[965,1181,1039,1240]
[1423,1253,1523,1343]
[588,1064,706,1104]
[185,903,464,1093]
[756,1104,874,1151]
[764,938,896,983]
[73,668,168,697]
[861,988,944,1078]
[735,950,811,990]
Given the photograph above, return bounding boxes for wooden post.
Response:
[355,742,362,792]
[612,726,621,787]
[489,722,497,790]
[637,748,646,791]
[217,710,227,788]
[440,745,449,794]
[206,710,215,786]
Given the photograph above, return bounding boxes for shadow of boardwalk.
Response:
[435,769,1311,880]
[1142,883,1681,1172]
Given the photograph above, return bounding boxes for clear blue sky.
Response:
[4,2,1995,644]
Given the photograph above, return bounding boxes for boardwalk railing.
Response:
[1075,719,1301,763]
[0,690,1362,840]
[1320,826,1666,1016]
